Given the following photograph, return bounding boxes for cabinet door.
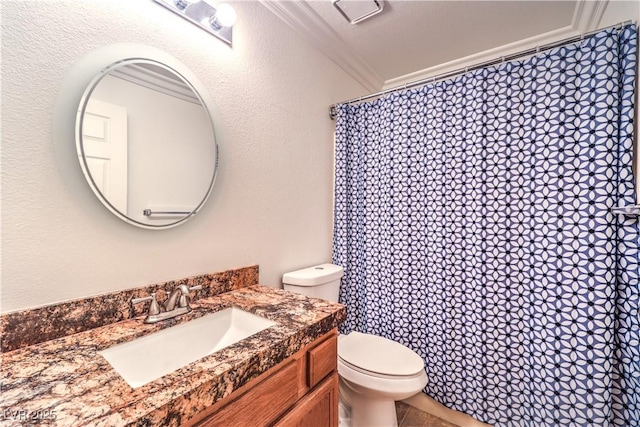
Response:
[307,334,337,388]
[274,373,338,427]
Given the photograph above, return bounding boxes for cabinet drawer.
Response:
[307,334,337,388]
[199,361,299,427]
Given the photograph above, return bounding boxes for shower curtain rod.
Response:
[329,20,633,120]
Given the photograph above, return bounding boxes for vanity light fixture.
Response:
[174,0,192,10]
[154,0,236,46]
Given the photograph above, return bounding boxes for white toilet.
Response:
[282,264,428,427]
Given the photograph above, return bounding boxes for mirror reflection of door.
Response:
[81,99,128,214]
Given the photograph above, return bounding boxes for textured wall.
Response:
[0,0,365,312]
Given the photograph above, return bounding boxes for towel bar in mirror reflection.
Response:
[143,209,193,217]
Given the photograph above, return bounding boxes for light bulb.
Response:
[210,3,237,29]
[174,0,193,10]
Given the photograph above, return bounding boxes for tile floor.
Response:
[396,401,459,427]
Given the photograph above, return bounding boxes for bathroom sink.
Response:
[99,307,276,388]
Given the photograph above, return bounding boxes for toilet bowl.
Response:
[282,264,428,427]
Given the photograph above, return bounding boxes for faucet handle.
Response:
[131,292,162,315]
[177,285,203,308]
[178,294,190,308]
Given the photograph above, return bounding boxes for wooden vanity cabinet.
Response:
[273,373,338,427]
[188,329,338,427]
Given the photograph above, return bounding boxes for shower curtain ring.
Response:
[329,105,337,120]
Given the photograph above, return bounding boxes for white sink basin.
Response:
[99,308,276,388]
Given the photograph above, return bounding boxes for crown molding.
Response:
[383,0,609,89]
[382,25,578,89]
[572,0,608,33]
[110,64,201,105]
[260,0,609,93]
[259,0,383,92]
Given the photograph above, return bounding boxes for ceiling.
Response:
[260,0,610,92]
[306,1,576,81]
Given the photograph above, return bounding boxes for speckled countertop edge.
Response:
[0,285,346,426]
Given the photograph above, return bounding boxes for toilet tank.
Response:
[282,264,344,302]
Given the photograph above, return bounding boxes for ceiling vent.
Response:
[332,0,384,24]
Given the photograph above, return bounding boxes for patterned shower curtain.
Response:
[333,25,639,426]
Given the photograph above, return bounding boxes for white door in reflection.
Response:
[82,99,128,214]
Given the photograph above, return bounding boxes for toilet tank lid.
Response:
[282,264,344,286]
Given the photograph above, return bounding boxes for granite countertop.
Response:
[0,285,346,426]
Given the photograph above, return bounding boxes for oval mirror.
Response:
[75,57,218,229]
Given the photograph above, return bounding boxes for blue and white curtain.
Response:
[333,25,639,426]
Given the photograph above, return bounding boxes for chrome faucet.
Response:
[132,285,202,324]
[164,284,191,312]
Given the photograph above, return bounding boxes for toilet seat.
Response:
[338,332,424,378]
[338,356,425,380]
